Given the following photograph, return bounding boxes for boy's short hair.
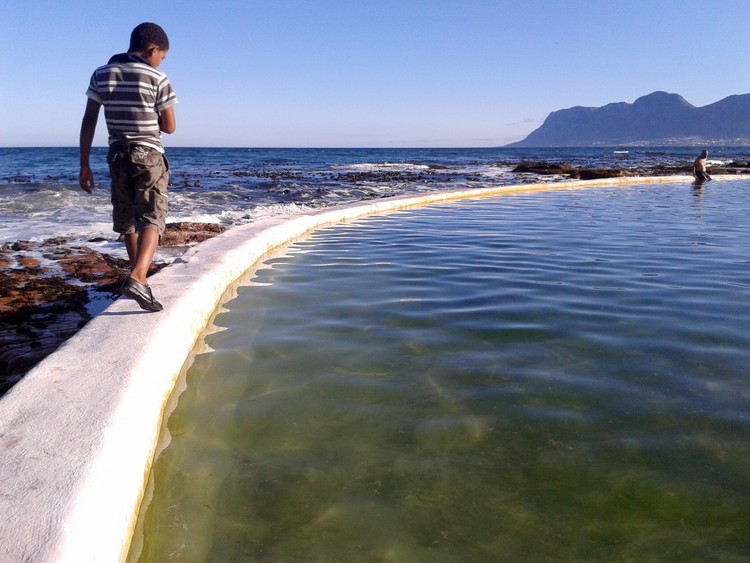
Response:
[129,22,170,51]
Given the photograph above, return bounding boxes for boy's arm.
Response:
[79,98,101,194]
[159,106,176,135]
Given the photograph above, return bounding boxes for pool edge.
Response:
[0,174,732,561]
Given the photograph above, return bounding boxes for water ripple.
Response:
[138,181,750,561]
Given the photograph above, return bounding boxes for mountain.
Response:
[507,91,750,147]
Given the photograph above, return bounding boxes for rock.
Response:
[159,222,225,247]
[512,162,628,178]
[512,162,576,175]
[574,169,629,180]
[18,256,41,268]
[10,241,34,252]
[58,253,126,283]
[510,161,730,179]
[0,239,170,395]
[116,222,225,247]
[0,225,224,393]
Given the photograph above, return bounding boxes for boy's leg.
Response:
[109,146,139,266]
[129,227,159,285]
[123,233,138,267]
[118,146,168,311]
[128,145,169,285]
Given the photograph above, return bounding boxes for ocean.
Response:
[3,145,748,259]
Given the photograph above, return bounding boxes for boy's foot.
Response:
[121,277,164,312]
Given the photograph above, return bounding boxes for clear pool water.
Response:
[132,181,750,562]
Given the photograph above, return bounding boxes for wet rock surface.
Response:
[0,222,224,396]
[512,161,750,179]
[152,221,225,247]
[513,162,674,178]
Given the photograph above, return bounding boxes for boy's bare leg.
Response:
[123,233,138,267]
[128,227,159,285]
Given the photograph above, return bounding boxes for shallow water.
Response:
[132,181,750,561]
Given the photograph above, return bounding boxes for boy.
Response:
[692,149,712,182]
[79,22,177,312]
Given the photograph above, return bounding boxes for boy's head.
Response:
[129,22,170,52]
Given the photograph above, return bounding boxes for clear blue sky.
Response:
[2,0,748,148]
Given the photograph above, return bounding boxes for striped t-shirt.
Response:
[86,53,177,152]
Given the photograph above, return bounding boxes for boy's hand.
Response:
[79,166,95,194]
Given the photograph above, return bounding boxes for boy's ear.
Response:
[143,44,165,57]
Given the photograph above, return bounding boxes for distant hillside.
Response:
[507,91,750,147]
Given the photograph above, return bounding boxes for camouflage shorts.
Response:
[107,144,169,236]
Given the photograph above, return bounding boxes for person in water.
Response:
[79,22,177,312]
[692,150,712,182]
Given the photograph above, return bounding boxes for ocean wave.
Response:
[332,162,431,172]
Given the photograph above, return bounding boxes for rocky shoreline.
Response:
[511,160,750,178]
[0,222,224,396]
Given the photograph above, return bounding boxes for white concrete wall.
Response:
[0,176,710,562]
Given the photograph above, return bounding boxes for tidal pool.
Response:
[131,181,750,562]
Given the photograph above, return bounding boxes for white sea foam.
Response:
[168,203,314,228]
[241,202,314,219]
[0,219,112,245]
[334,162,431,172]
[167,213,222,224]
